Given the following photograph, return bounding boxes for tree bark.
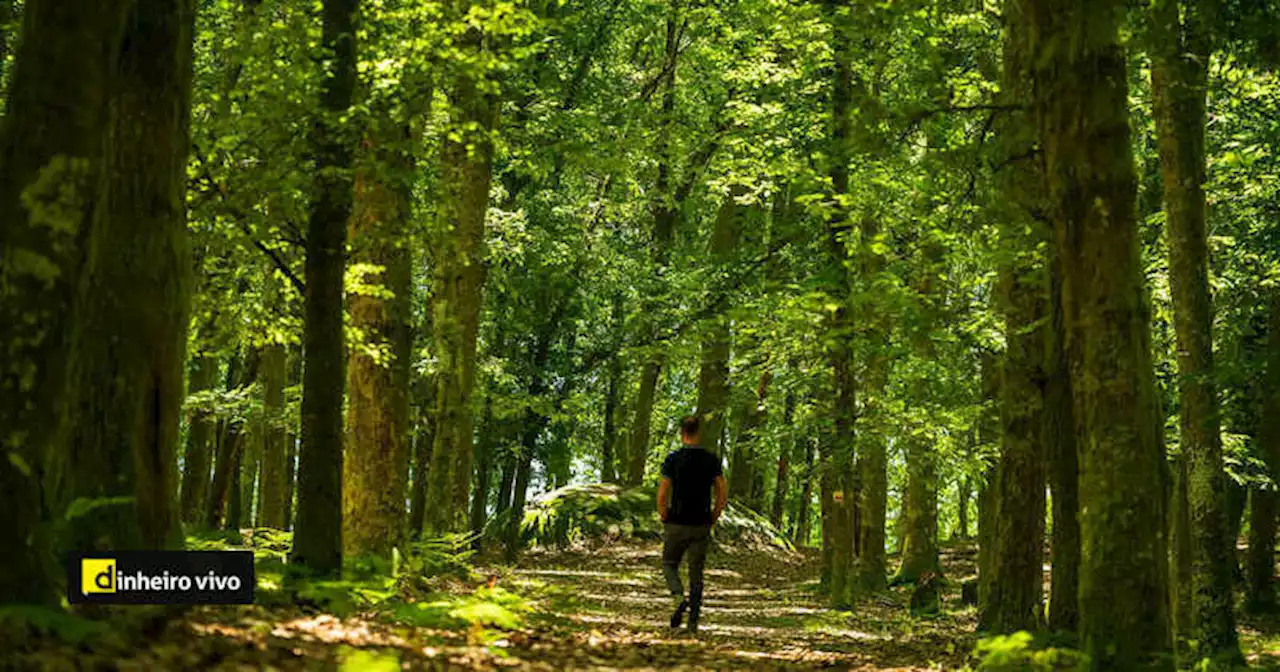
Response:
[822,0,858,609]
[1045,249,1080,633]
[55,0,196,553]
[258,343,288,529]
[1150,0,1240,660]
[343,119,414,558]
[696,189,747,461]
[293,0,360,576]
[423,32,498,533]
[0,0,133,604]
[794,437,816,547]
[407,374,436,536]
[1245,487,1278,613]
[1027,0,1173,665]
[180,355,220,525]
[625,359,662,485]
[981,0,1048,632]
[896,436,940,583]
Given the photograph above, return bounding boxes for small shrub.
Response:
[974,631,1087,671]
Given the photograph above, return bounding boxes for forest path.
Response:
[490,540,977,670]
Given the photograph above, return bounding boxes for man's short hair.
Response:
[680,415,700,438]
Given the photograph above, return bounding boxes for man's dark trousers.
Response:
[663,522,710,618]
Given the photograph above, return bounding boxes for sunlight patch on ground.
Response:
[517,569,622,578]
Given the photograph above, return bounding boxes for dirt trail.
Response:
[494,540,977,670]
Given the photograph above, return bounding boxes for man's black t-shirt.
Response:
[660,446,724,526]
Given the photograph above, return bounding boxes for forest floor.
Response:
[7,540,977,671]
[10,539,1280,670]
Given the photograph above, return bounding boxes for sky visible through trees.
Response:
[2,0,1280,668]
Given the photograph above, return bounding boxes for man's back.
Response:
[661,447,723,526]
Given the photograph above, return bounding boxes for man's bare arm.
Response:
[712,475,728,524]
[657,477,672,521]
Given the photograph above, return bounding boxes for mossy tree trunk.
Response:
[1045,249,1080,633]
[896,435,940,583]
[181,354,220,525]
[0,0,133,604]
[343,118,414,559]
[423,26,497,533]
[696,190,746,460]
[626,360,662,485]
[822,0,858,609]
[601,295,624,483]
[795,436,815,547]
[980,0,1048,632]
[56,0,196,553]
[853,216,890,596]
[293,0,360,576]
[1150,0,1240,661]
[1026,0,1173,665]
[259,343,288,529]
[1245,487,1277,613]
[771,394,798,528]
[408,374,436,536]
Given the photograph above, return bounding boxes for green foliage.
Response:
[391,586,532,630]
[0,606,112,649]
[508,482,793,550]
[972,632,1087,671]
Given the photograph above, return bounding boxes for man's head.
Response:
[680,415,701,445]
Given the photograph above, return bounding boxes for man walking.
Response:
[657,415,728,633]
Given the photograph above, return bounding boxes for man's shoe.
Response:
[686,604,700,633]
[669,599,688,628]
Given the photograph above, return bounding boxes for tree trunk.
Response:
[293,0,360,576]
[976,464,997,609]
[0,0,133,604]
[241,416,260,527]
[259,343,288,529]
[794,438,815,547]
[771,394,798,528]
[1246,487,1278,613]
[980,0,1048,631]
[896,436,939,584]
[1150,0,1239,660]
[696,190,746,460]
[956,476,970,540]
[424,38,497,534]
[470,395,497,544]
[626,359,662,485]
[407,375,436,537]
[1027,0,1173,664]
[283,349,301,531]
[602,352,621,483]
[180,355,220,525]
[1044,245,1080,633]
[821,0,858,609]
[55,0,196,554]
[343,120,414,559]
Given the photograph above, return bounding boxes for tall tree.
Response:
[258,341,288,528]
[423,9,499,533]
[695,189,746,460]
[979,0,1048,633]
[1026,0,1173,665]
[55,0,197,552]
[180,354,220,524]
[822,0,858,609]
[1150,0,1241,661]
[343,116,414,558]
[0,0,133,604]
[292,0,360,575]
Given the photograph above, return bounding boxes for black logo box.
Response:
[68,551,255,604]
